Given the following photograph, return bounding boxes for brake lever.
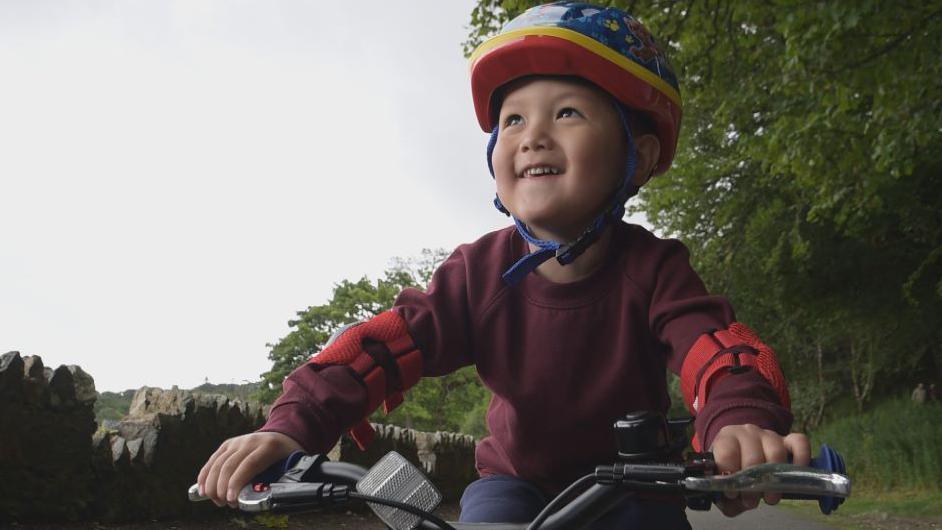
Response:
[187,480,278,505]
[238,481,351,512]
[684,443,850,514]
[597,444,850,515]
[188,451,325,503]
[682,462,851,497]
[188,484,208,502]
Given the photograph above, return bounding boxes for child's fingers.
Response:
[715,496,748,517]
[198,432,303,508]
[198,440,232,496]
[711,433,753,511]
[736,427,766,470]
[712,426,815,515]
[764,491,782,505]
[736,493,760,511]
[216,445,254,508]
[714,498,738,517]
[760,432,788,505]
[197,448,219,495]
[783,433,811,466]
[225,446,274,507]
[711,434,742,476]
[760,432,789,464]
[732,428,764,510]
[204,444,239,506]
[710,438,740,501]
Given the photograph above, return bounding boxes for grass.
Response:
[808,397,942,493]
[780,490,942,530]
[776,397,942,528]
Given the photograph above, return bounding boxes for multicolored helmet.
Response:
[469,1,682,175]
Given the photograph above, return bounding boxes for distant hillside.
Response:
[189,381,261,401]
[94,389,138,422]
[94,381,261,422]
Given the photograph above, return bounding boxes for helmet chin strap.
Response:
[488,103,639,286]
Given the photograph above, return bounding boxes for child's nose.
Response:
[520,124,553,152]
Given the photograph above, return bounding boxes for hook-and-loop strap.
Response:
[308,310,423,450]
[680,322,791,417]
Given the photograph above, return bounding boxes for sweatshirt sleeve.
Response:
[647,239,793,449]
[258,364,367,454]
[393,247,476,376]
[257,247,475,453]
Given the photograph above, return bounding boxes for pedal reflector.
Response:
[356,451,442,530]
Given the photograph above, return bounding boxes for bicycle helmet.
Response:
[469,2,682,285]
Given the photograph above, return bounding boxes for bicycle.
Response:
[190,410,850,530]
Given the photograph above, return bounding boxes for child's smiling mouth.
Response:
[519,165,564,178]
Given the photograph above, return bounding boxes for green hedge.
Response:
[810,397,942,492]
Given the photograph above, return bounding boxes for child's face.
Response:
[492,77,627,241]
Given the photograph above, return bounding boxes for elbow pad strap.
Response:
[680,322,791,416]
[308,310,423,450]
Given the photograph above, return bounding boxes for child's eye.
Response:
[557,107,582,119]
[503,114,523,127]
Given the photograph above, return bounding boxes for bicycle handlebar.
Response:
[189,444,850,530]
[189,411,850,529]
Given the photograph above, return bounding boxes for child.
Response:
[198,2,809,527]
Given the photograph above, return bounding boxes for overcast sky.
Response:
[0,0,650,392]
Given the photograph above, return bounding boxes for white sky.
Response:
[0,0,649,392]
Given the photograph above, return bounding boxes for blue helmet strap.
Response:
[487,125,512,215]
[488,103,639,286]
[486,124,500,178]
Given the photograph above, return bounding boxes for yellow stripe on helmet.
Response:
[469,26,682,108]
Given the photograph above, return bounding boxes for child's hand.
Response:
[709,424,810,517]
[197,431,303,508]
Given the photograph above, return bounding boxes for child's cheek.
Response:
[494,171,514,210]
[492,145,516,188]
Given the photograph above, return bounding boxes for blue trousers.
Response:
[459,475,691,529]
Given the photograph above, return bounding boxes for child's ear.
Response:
[630,133,661,187]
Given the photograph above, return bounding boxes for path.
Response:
[5,503,838,529]
[687,504,837,529]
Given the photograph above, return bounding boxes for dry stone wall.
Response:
[335,423,477,502]
[0,351,98,521]
[90,386,269,520]
[0,352,477,523]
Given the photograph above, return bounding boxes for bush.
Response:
[372,366,490,436]
[810,397,942,492]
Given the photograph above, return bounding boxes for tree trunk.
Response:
[812,342,827,428]
[849,339,875,413]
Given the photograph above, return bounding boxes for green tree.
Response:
[256,249,491,436]
[254,272,414,404]
[466,1,942,420]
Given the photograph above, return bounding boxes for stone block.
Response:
[0,351,24,401]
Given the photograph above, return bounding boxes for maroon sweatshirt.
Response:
[261,221,792,495]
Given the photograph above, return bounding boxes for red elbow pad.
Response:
[308,310,423,450]
[680,322,791,416]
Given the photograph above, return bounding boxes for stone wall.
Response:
[90,386,269,520]
[0,351,98,521]
[335,424,477,502]
[0,352,477,523]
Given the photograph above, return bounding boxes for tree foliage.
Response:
[466,1,942,422]
[256,249,490,436]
